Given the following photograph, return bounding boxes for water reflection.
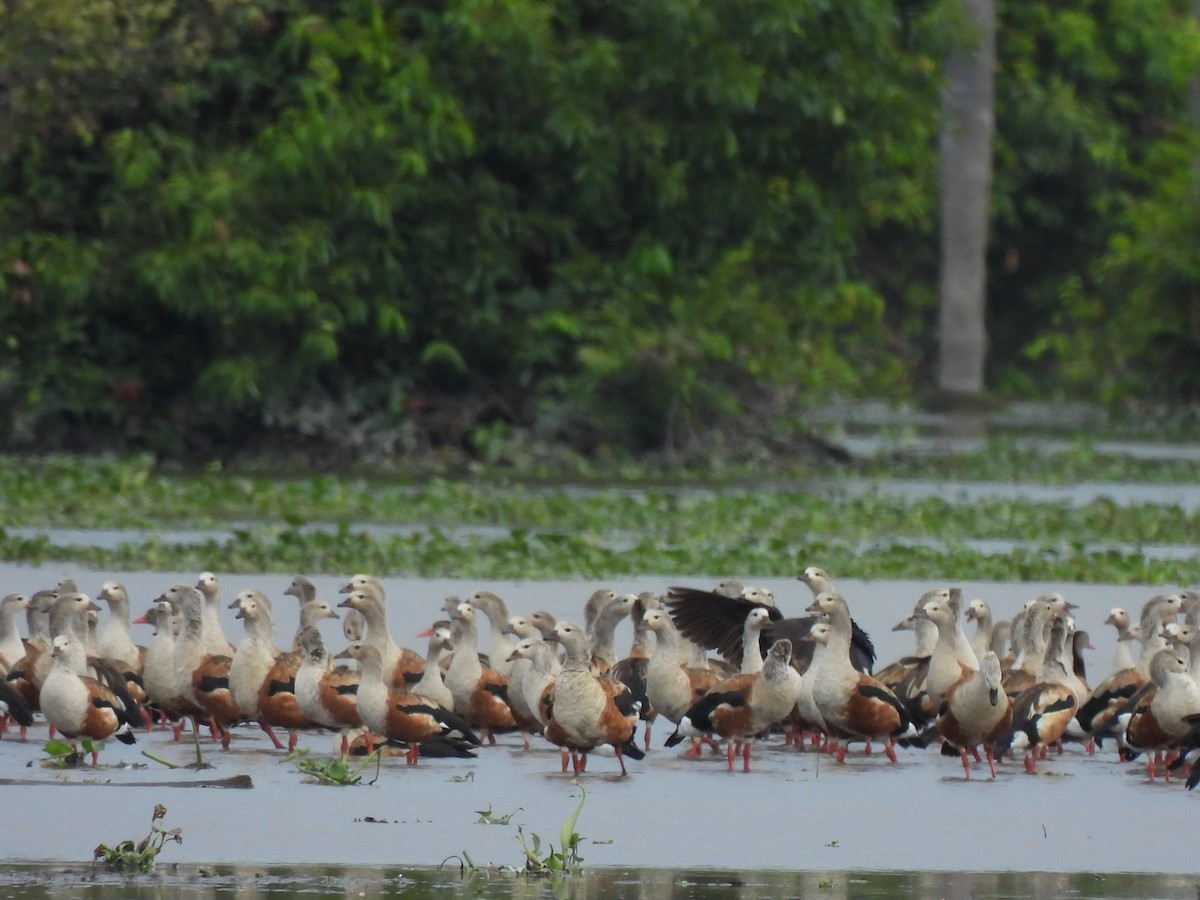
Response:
[2,866,1197,900]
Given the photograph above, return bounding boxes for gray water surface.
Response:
[1,565,1196,880]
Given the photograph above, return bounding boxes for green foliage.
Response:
[40,738,97,768]
[990,0,1200,399]
[93,804,182,873]
[285,746,380,785]
[0,0,941,457]
[516,783,586,875]
[476,806,521,825]
[2,449,1200,583]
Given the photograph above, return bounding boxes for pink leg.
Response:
[836,742,848,764]
[726,742,736,772]
[259,721,284,750]
[615,746,628,776]
[1024,754,1037,774]
[986,746,998,779]
[884,739,898,764]
[742,741,752,773]
[960,750,972,780]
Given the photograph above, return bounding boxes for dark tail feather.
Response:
[1186,762,1200,791]
[418,735,478,759]
[0,681,35,727]
[663,729,685,748]
[619,735,645,761]
[114,725,137,745]
[88,656,143,724]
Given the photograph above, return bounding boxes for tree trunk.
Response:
[937,0,996,397]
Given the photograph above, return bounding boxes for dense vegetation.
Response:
[2,448,1197,583]
[2,0,1199,462]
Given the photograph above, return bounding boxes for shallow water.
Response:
[1,864,1198,899]
[2,564,1198,884]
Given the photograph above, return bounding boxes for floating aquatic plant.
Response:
[93,804,181,872]
[516,782,587,875]
[285,746,381,785]
[39,738,98,768]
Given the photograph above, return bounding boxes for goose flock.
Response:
[2,568,1200,787]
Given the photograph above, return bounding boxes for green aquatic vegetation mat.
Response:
[0,524,1195,584]
[1,454,1198,582]
[2,445,1200,529]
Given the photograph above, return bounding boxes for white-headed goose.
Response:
[916,589,979,713]
[444,602,520,742]
[39,633,137,762]
[873,608,937,730]
[936,651,1013,779]
[665,639,803,772]
[1125,647,1200,781]
[2,590,57,735]
[283,574,340,648]
[1070,607,1146,753]
[134,600,193,737]
[164,583,243,747]
[527,610,558,640]
[0,592,31,672]
[96,581,143,671]
[336,588,423,685]
[582,589,635,674]
[229,588,315,751]
[507,637,559,736]
[339,641,479,764]
[408,622,456,712]
[608,593,657,748]
[643,608,722,744]
[542,621,643,775]
[294,626,363,755]
[998,616,1079,773]
[965,598,994,663]
[805,592,921,763]
[466,590,517,677]
[195,572,236,657]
